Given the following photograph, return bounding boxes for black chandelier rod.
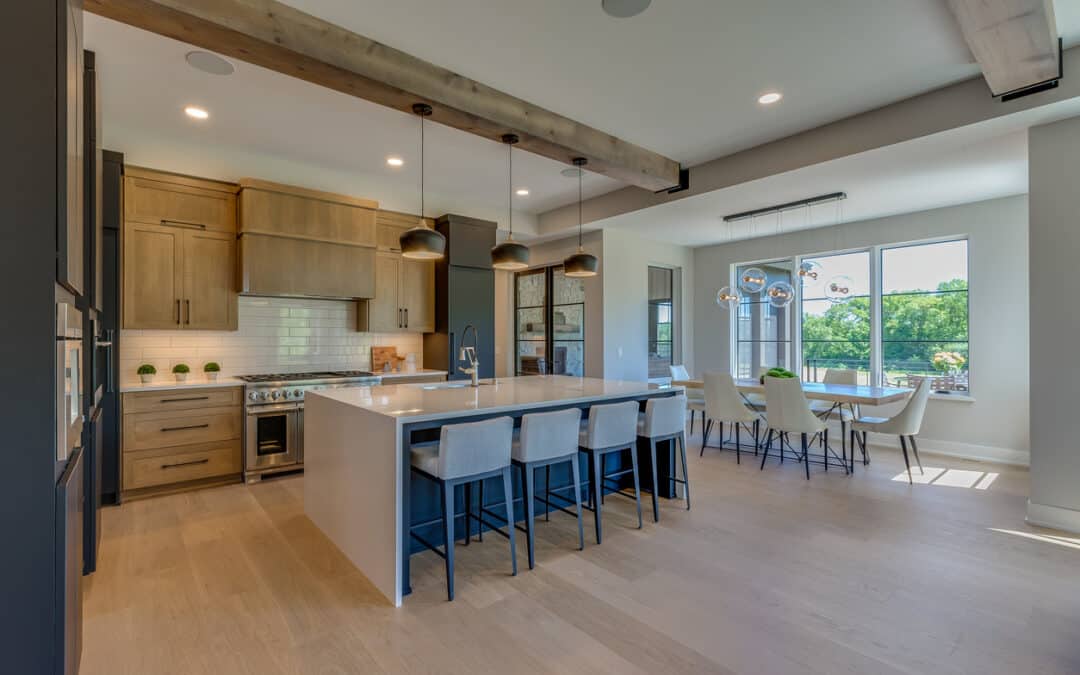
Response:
[722,192,847,223]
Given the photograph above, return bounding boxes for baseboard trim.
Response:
[844,426,1029,466]
[1026,501,1080,534]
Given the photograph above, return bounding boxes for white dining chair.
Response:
[742,367,770,412]
[760,376,828,480]
[852,378,931,483]
[700,372,759,463]
[670,364,706,434]
[809,369,859,462]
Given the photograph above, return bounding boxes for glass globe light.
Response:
[798,260,822,281]
[739,267,767,294]
[715,285,741,309]
[824,275,854,303]
[766,280,795,308]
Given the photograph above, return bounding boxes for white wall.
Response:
[1028,116,1080,533]
[120,296,422,384]
[693,196,1030,464]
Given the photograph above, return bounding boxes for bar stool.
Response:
[409,416,517,601]
[637,395,690,521]
[511,407,585,569]
[579,400,642,544]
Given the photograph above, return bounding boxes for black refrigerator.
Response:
[423,214,496,381]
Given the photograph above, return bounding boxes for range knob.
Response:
[282,389,292,399]
[294,389,303,399]
[248,391,259,401]
[258,391,269,401]
[270,390,282,400]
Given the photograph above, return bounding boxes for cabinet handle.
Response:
[161,458,209,470]
[398,308,403,328]
[159,423,210,432]
[185,299,191,325]
[404,308,408,328]
[160,396,210,403]
[161,219,207,230]
[175,299,181,325]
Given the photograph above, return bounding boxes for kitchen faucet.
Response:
[458,324,480,387]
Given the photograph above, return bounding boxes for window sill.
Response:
[929,393,975,402]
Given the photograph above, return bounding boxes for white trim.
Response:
[863,430,1028,466]
[1026,501,1080,535]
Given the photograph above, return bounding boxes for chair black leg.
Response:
[754,419,760,456]
[909,436,924,474]
[862,431,870,465]
[898,435,913,484]
[649,439,659,523]
[801,433,810,480]
[629,446,643,530]
[522,463,535,570]
[701,419,712,456]
[840,421,846,469]
[849,427,856,473]
[545,465,551,522]
[592,451,603,544]
[823,428,828,473]
[442,481,455,601]
[570,456,585,550]
[501,467,518,576]
[760,429,773,470]
[679,433,690,510]
[734,424,741,464]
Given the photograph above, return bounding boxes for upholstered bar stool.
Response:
[637,395,690,521]
[579,400,643,544]
[409,416,517,601]
[511,407,585,569]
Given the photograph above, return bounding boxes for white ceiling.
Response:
[86,1,1080,237]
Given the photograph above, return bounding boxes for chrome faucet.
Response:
[458,324,480,387]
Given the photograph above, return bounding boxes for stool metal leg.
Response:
[477,479,484,542]
[649,439,660,523]
[502,467,518,576]
[522,463,536,570]
[570,456,585,550]
[545,465,551,522]
[463,481,472,546]
[442,481,455,601]
[592,451,604,544]
[679,432,690,510]
[629,445,643,530]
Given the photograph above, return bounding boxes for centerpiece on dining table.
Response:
[760,367,797,384]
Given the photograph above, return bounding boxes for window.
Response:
[735,260,794,378]
[881,240,968,393]
[514,266,586,377]
[648,266,675,379]
[800,251,871,384]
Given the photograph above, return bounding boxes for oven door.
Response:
[245,404,299,473]
[57,302,83,463]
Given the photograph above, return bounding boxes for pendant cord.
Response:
[508,141,513,238]
[578,168,583,248]
[420,112,425,221]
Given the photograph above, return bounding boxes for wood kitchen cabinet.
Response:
[359,251,434,333]
[121,168,238,330]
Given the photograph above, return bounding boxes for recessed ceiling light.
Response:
[184,106,209,120]
[386,156,404,167]
[602,0,651,18]
[758,92,783,105]
[185,51,235,76]
[516,188,530,196]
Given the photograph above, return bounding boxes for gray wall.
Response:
[693,196,1030,462]
[1028,116,1080,532]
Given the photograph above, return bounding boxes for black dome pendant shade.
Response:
[563,157,599,278]
[400,103,447,260]
[492,134,530,271]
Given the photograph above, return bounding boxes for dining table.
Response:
[670,377,912,471]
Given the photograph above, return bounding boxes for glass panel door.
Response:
[515,266,586,376]
[515,269,548,375]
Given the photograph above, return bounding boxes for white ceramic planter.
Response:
[139,373,154,384]
[205,372,219,381]
[174,372,188,382]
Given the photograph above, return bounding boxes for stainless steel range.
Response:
[238,370,381,482]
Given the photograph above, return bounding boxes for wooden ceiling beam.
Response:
[83,0,682,192]
[947,0,1061,97]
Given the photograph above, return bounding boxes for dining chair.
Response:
[852,378,931,483]
[760,376,827,480]
[743,367,770,412]
[670,364,706,434]
[809,369,859,462]
[700,372,759,463]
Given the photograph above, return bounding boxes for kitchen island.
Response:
[304,375,681,606]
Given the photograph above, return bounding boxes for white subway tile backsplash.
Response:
[120,296,423,382]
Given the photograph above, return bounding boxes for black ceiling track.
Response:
[722,192,847,223]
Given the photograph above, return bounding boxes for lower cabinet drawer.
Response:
[123,441,241,490]
[123,406,241,451]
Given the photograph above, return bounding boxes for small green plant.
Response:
[137,364,156,375]
[172,363,191,374]
[760,367,797,383]
[203,362,221,373]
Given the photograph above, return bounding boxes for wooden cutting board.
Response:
[371,346,399,373]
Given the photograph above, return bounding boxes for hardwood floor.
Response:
[82,430,1080,675]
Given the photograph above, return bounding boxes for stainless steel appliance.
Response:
[239,371,380,482]
[57,301,83,463]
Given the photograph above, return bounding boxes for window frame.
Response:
[729,235,971,396]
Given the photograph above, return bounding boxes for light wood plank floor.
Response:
[83,431,1080,675]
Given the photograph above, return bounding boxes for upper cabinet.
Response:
[238,179,377,299]
[121,168,238,330]
[358,211,435,333]
[56,0,84,296]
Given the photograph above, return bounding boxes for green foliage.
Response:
[802,279,968,374]
[137,364,156,375]
[203,362,221,373]
[761,367,796,383]
[172,363,191,374]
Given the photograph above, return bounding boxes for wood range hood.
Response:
[237,178,379,300]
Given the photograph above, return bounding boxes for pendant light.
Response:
[399,103,446,260]
[563,158,599,278]
[491,134,530,270]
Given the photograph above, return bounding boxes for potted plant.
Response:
[760,367,797,384]
[203,362,221,381]
[137,364,156,384]
[172,363,191,383]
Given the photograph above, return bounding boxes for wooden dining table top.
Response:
[671,378,912,406]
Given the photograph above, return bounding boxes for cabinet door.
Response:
[183,229,237,330]
[366,251,402,332]
[125,174,237,233]
[122,222,183,329]
[401,258,434,332]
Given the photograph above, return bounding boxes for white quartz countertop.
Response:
[309,375,681,423]
[374,369,447,380]
[119,377,245,393]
